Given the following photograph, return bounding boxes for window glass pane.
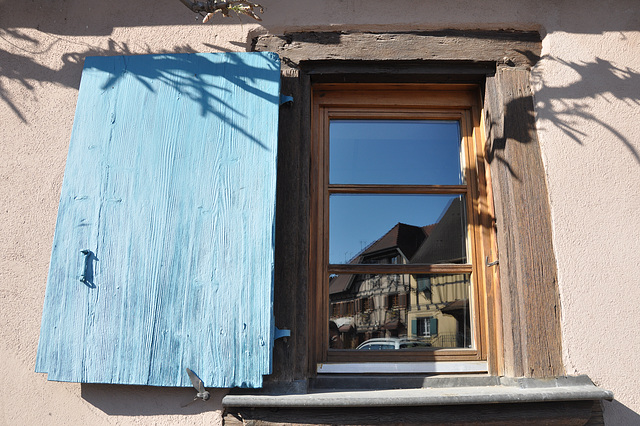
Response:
[329,194,467,265]
[330,120,464,185]
[329,273,472,350]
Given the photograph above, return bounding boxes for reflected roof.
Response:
[329,198,466,296]
[361,223,427,260]
[410,197,466,264]
[329,223,426,295]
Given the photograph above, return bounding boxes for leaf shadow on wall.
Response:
[86,50,279,150]
[81,383,225,416]
[1,29,279,146]
[486,53,640,178]
[533,55,640,164]
[0,31,199,124]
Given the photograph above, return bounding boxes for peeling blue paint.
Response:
[35,52,280,388]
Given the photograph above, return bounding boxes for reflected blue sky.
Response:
[330,120,463,185]
[329,119,465,264]
[330,194,460,264]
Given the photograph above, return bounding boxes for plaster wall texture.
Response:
[1,0,639,424]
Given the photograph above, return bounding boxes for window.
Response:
[311,84,494,368]
[387,293,400,309]
[361,297,373,312]
[415,316,437,338]
[255,28,562,382]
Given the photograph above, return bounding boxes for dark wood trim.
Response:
[328,264,473,274]
[328,185,468,194]
[484,66,564,377]
[254,30,562,381]
[255,30,541,68]
[263,67,312,385]
[305,60,496,79]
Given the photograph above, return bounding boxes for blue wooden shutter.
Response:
[430,317,438,335]
[35,52,280,388]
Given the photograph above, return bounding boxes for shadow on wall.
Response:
[3,26,639,164]
[485,54,640,174]
[2,0,638,36]
[533,55,640,164]
[603,400,640,425]
[0,29,201,123]
[81,383,225,416]
[0,29,279,150]
[1,0,221,37]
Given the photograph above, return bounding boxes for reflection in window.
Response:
[415,317,435,338]
[327,118,473,353]
[330,195,468,265]
[330,120,464,185]
[329,273,471,350]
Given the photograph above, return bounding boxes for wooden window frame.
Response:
[310,83,497,366]
[255,30,564,381]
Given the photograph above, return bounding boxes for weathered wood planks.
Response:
[36,52,281,387]
[255,31,540,68]
[484,66,564,377]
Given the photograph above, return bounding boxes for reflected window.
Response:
[416,317,434,338]
[329,273,470,350]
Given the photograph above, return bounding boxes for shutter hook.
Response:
[80,249,96,288]
[279,94,293,105]
[80,249,93,286]
[486,256,499,267]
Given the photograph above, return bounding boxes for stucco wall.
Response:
[1,0,639,424]
[534,29,640,424]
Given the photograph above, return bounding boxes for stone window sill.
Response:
[222,375,612,408]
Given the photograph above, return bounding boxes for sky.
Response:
[329,120,465,264]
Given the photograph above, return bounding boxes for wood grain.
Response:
[265,67,312,384]
[484,66,564,377]
[255,31,541,68]
[36,52,281,388]
[254,31,561,380]
[310,85,490,366]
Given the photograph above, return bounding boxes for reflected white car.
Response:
[356,338,431,350]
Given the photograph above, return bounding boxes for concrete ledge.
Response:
[222,376,613,408]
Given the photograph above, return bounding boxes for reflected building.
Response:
[329,197,471,349]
